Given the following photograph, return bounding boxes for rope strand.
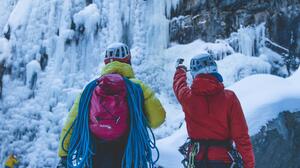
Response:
[62,77,159,168]
[62,79,97,168]
[122,77,159,168]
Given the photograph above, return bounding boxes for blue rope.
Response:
[62,79,97,168]
[62,77,159,168]
[122,77,159,168]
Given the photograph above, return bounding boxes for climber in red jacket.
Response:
[173,54,255,168]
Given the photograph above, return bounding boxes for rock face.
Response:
[169,0,300,57]
[251,111,300,168]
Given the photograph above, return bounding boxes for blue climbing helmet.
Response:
[190,53,218,79]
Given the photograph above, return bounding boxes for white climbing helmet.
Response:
[190,53,218,78]
[104,42,131,64]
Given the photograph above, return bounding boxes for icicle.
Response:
[235,23,266,56]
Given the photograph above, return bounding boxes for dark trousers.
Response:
[195,161,232,168]
[92,136,127,168]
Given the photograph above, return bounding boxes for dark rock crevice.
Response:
[251,111,300,168]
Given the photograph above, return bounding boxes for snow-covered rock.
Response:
[218,53,271,86]
[73,4,100,34]
[229,68,300,135]
[25,60,41,89]
[0,38,11,62]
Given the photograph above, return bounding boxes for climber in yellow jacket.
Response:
[57,42,166,168]
[4,154,19,168]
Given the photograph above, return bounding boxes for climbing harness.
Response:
[228,147,244,168]
[188,142,200,168]
[179,138,243,168]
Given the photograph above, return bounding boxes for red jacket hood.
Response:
[191,74,224,96]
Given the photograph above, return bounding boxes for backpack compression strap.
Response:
[122,77,159,168]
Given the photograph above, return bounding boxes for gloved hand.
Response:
[176,58,187,71]
[57,157,67,168]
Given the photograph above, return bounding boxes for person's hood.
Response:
[191,74,224,96]
[101,61,135,78]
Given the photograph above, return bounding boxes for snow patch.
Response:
[204,40,235,60]
[0,38,11,62]
[218,53,271,86]
[26,60,41,88]
[73,4,100,34]
[7,0,33,31]
[259,47,288,77]
[229,68,300,135]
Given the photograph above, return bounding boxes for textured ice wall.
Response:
[0,0,180,167]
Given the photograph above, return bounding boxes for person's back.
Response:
[173,54,255,168]
[57,43,166,168]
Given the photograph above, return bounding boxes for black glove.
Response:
[176,58,187,71]
[57,157,67,168]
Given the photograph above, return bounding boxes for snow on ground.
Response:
[218,53,271,86]
[0,0,298,167]
[229,68,300,135]
[156,125,187,167]
[157,67,300,168]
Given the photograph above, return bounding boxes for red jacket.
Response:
[173,69,255,168]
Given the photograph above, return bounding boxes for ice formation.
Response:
[0,0,298,167]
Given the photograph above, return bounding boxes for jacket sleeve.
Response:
[58,94,81,157]
[173,68,191,105]
[130,79,166,128]
[229,93,255,168]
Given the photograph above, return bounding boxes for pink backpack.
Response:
[89,74,129,140]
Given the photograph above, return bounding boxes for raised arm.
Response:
[173,68,191,104]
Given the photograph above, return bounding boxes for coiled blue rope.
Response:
[122,77,159,168]
[62,77,159,168]
[62,79,97,168]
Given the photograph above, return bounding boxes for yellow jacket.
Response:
[58,61,166,157]
[5,155,19,168]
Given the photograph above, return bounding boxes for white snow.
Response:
[25,60,41,87]
[259,47,289,76]
[7,0,33,31]
[156,125,187,167]
[218,53,271,86]
[229,68,300,135]
[73,4,100,34]
[0,38,11,62]
[204,40,235,60]
[0,0,299,167]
